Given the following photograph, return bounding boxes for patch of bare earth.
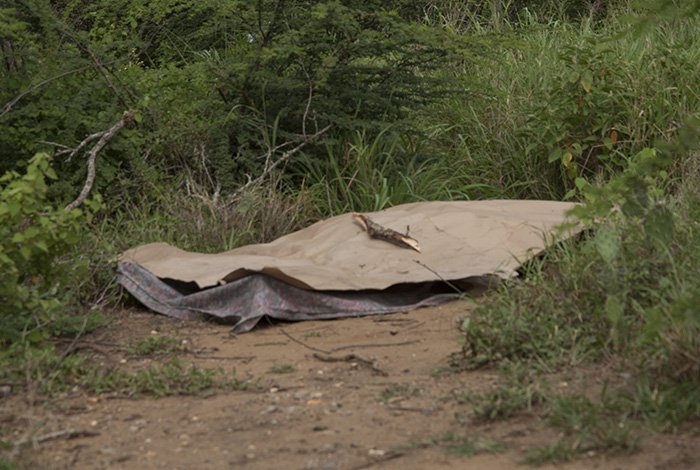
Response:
[2,300,699,469]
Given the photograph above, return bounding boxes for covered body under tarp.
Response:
[118,200,578,333]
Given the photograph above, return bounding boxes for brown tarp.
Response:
[121,200,578,291]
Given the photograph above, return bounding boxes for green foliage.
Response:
[268,363,295,374]
[433,433,505,457]
[22,0,477,193]
[0,153,99,345]
[381,383,421,402]
[126,335,182,357]
[85,359,246,398]
[525,394,638,464]
[463,146,700,373]
[405,432,505,458]
[425,13,700,199]
[461,366,549,421]
[297,128,498,216]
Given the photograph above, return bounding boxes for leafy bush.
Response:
[424,13,700,199]
[0,153,98,345]
[462,137,700,376]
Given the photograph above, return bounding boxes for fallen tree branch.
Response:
[352,213,421,253]
[65,110,137,211]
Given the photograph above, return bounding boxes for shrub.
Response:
[0,152,98,345]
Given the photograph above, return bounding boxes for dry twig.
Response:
[330,340,421,353]
[229,124,331,203]
[280,328,331,354]
[312,352,388,376]
[352,214,421,253]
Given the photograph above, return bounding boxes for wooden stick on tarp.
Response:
[352,213,421,253]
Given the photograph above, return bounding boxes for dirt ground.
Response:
[2,299,699,469]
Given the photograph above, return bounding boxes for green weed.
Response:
[447,435,506,457]
[0,457,14,470]
[524,442,579,465]
[268,363,295,374]
[85,359,247,398]
[381,383,421,402]
[0,344,247,398]
[525,395,638,464]
[405,432,505,458]
[125,335,182,357]
[460,363,549,421]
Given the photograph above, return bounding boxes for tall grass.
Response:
[290,11,700,213]
[418,14,700,199]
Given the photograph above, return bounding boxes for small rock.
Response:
[368,449,385,457]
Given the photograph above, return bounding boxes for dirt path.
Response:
[2,300,699,469]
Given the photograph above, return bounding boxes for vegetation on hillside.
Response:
[1,0,699,464]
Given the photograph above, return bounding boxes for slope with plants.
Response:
[1,0,700,466]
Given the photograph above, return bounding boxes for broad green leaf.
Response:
[595,227,619,265]
[580,70,593,93]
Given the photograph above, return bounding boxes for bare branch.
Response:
[299,62,314,139]
[352,213,422,253]
[60,131,106,160]
[37,140,72,151]
[228,124,331,203]
[65,110,137,212]
[82,46,129,107]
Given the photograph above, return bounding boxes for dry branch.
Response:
[64,110,136,212]
[312,352,388,376]
[228,124,331,203]
[352,213,421,253]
